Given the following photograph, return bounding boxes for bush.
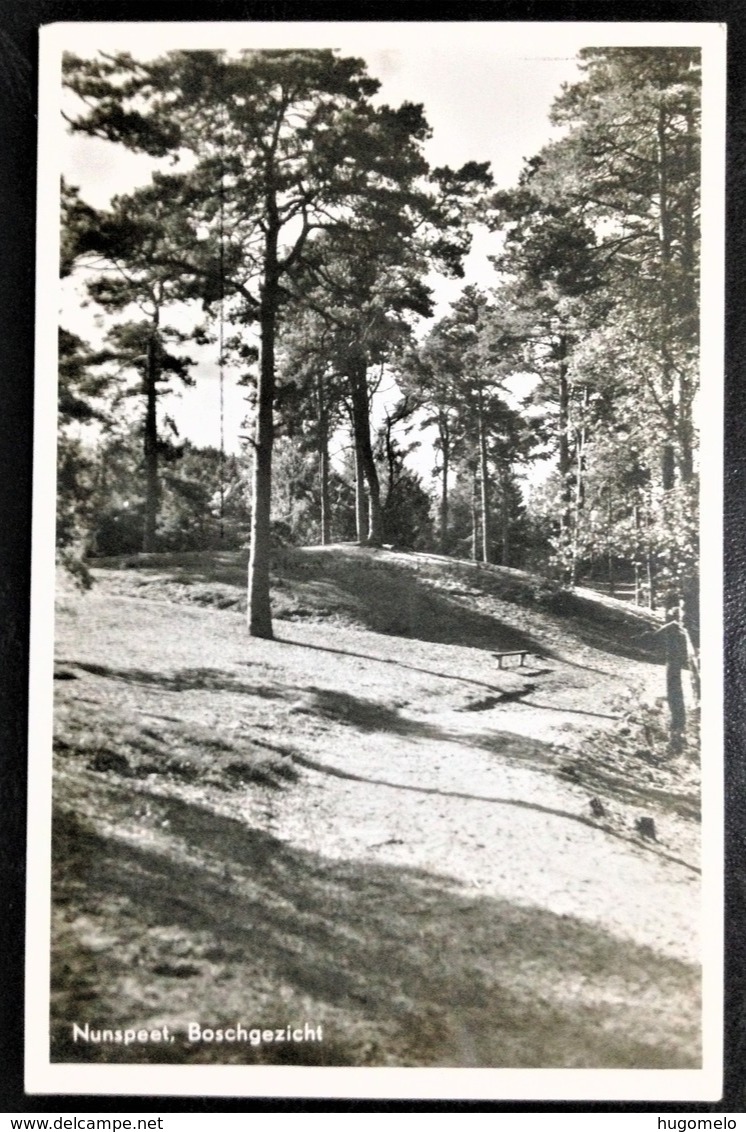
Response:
[92,504,145,557]
[591,690,700,764]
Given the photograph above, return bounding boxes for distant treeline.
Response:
[59,47,700,637]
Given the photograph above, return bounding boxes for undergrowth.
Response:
[592,691,701,767]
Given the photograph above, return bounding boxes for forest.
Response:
[58,45,701,642]
[45,41,708,1075]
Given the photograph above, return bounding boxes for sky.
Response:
[50,20,712,470]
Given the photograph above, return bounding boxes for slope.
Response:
[49,546,702,1069]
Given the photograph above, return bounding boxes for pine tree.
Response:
[63,49,488,635]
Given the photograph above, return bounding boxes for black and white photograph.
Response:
[25,19,725,1100]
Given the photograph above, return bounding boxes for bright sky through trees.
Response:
[59,24,587,455]
[57,21,713,463]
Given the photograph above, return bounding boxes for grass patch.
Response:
[88,545,660,656]
[558,691,700,821]
[55,692,298,793]
[50,545,700,1068]
[51,804,700,1067]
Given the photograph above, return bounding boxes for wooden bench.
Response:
[494,650,530,669]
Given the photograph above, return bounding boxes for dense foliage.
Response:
[59,46,700,638]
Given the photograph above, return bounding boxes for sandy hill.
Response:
[49,546,702,1068]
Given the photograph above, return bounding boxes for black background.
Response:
[1,0,743,1115]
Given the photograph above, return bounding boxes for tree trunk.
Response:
[647,551,656,611]
[383,414,397,509]
[353,437,368,545]
[665,620,688,750]
[667,658,686,750]
[678,93,698,485]
[348,354,383,547]
[557,333,572,575]
[142,332,160,554]
[438,413,450,556]
[499,466,510,567]
[570,383,589,587]
[633,500,642,605]
[471,469,479,562]
[477,390,491,564]
[247,225,279,639]
[607,488,615,597]
[318,434,330,546]
[317,374,330,546]
[681,572,700,649]
[657,103,676,492]
[684,625,701,703]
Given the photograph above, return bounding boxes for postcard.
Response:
[26,19,726,1101]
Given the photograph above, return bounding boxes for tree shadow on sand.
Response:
[287,747,699,875]
[279,569,544,655]
[51,800,700,1069]
[94,549,659,665]
[58,661,691,832]
[62,661,292,699]
[276,551,659,665]
[282,637,621,711]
